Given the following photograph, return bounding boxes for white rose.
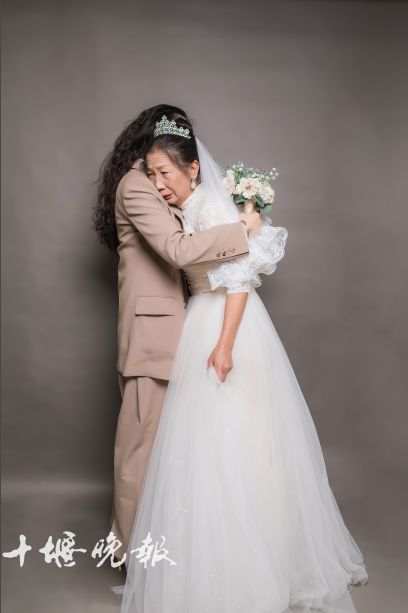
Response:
[260,184,275,203]
[238,177,260,199]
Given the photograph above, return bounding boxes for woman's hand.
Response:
[207,292,248,383]
[207,342,233,383]
[239,207,262,236]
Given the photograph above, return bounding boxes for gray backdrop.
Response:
[2,0,407,611]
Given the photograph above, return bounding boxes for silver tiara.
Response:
[153,114,191,139]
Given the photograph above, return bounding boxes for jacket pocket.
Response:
[126,296,182,379]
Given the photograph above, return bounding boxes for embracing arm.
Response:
[121,179,250,269]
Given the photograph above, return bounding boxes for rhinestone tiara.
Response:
[153,114,191,139]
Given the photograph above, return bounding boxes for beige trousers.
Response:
[110,374,168,561]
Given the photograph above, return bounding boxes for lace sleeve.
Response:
[206,216,288,294]
[193,190,288,295]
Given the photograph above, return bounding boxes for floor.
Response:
[2,459,407,613]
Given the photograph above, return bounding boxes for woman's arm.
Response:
[207,291,249,382]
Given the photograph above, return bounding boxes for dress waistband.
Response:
[189,287,226,296]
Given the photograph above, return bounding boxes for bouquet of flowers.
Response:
[222,162,279,216]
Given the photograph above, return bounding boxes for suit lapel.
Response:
[168,204,184,226]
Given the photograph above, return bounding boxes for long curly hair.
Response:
[92,104,193,252]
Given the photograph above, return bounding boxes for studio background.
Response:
[2,1,407,612]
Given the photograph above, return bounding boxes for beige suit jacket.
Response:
[115,159,250,380]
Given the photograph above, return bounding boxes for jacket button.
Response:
[222,251,226,256]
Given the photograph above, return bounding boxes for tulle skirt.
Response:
[118,289,368,613]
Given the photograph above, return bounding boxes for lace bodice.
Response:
[180,183,237,232]
[180,183,288,294]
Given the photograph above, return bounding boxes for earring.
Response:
[191,177,197,190]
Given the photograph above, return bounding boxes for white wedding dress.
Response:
[117,181,368,613]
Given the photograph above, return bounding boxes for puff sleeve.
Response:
[192,195,288,294]
[206,216,288,294]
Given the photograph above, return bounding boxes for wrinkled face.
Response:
[145,147,199,207]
